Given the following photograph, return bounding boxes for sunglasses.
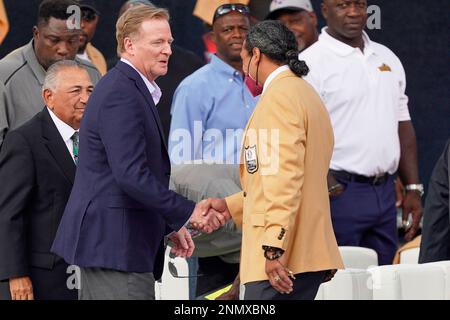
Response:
[213,3,250,23]
[81,8,97,22]
[168,258,204,278]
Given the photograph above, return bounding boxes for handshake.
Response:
[169,198,232,258]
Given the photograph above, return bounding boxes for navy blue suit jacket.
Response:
[51,61,195,279]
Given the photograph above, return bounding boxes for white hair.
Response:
[42,60,85,92]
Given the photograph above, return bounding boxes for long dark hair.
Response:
[244,20,309,77]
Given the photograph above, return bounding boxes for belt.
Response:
[330,170,389,185]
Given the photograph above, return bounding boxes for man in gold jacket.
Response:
[0,0,8,45]
[204,20,343,300]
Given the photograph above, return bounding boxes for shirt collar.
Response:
[47,107,77,142]
[319,27,375,57]
[263,65,290,94]
[209,54,242,80]
[120,58,162,105]
[24,40,47,86]
[77,51,90,62]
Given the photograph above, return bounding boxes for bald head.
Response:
[321,0,367,48]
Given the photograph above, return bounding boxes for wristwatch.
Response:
[263,246,285,260]
[405,184,424,197]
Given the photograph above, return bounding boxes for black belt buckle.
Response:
[372,173,386,185]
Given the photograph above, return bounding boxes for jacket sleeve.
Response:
[98,89,195,232]
[419,140,450,263]
[0,131,34,281]
[225,191,244,228]
[258,88,306,251]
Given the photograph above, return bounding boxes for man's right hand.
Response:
[9,276,34,300]
[190,198,232,233]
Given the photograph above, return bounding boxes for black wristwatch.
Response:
[263,246,284,260]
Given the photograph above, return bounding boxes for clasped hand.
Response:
[169,198,231,257]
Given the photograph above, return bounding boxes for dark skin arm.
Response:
[398,121,423,242]
[215,273,240,300]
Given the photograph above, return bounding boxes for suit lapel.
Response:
[239,97,259,165]
[41,108,76,184]
[242,69,294,138]
[116,61,168,150]
[134,79,168,150]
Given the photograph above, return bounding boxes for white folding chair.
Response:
[399,247,420,264]
[421,261,450,299]
[315,269,372,300]
[157,246,190,300]
[369,263,449,300]
[339,246,379,269]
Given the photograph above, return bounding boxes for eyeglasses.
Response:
[213,3,250,23]
[168,258,204,278]
[81,8,97,22]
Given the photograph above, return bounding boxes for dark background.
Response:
[0,0,449,189]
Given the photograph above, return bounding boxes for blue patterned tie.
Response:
[71,132,79,165]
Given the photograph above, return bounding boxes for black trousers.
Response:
[244,271,326,300]
[0,259,77,300]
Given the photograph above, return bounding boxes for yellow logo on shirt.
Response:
[378,63,392,72]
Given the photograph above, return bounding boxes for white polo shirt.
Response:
[299,28,411,176]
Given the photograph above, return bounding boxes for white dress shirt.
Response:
[47,107,77,162]
[76,51,91,63]
[299,28,411,176]
[120,58,162,105]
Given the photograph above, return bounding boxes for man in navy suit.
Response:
[51,4,226,300]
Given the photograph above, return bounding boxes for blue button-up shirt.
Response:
[169,55,257,164]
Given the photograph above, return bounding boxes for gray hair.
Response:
[42,60,85,92]
[245,20,309,77]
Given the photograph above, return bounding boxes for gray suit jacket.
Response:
[419,139,450,263]
[170,163,242,263]
[0,40,101,146]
